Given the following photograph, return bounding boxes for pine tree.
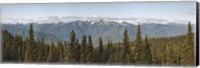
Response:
[70,30,76,45]
[53,43,60,62]
[181,22,195,65]
[36,39,46,62]
[8,35,20,61]
[119,28,131,64]
[164,44,173,65]
[80,35,87,63]
[163,42,181,65]
[132,23,145,64]
[106,40,114,63]
[114,42,122,64]
[143,35,152,64]
[24,23,35,62]
[107,53,115,64]
[74,39,81,63]
[15,35,23,62]
[47,44,54,63]
[135,23,142,44]
[108,42,121,64]
[85,35,94,63]
[29,24,33,40]
[64,30,77,63]
[57,41,64,63]
[97,37,103,63]
[2,30,14,61]
[47,43,60,63]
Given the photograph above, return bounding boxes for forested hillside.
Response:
[1,22,195,66]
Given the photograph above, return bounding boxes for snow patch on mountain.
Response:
[1,16,192,25]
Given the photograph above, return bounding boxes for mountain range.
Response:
[1,17,196,47]
[2,16,192,24]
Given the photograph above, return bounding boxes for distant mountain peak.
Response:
[1,16,192,25]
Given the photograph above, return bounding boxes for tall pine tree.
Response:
[132,23,144,64]
[57,41,64,63]
[80,35,87,63]
[47,43,54,63]
[85,35,94,63]
[135,23,142,44]
[2,30,14,62]
[119,28,131,64]
[181,22,195,65]
[64,30,77,63]
[143,35,152,64]
[24,23,35,62]
[97,37,103,63]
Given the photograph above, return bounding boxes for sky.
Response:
[1,1,196,23]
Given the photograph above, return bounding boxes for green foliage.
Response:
[135,23,142,44]
[24,23,37,62]
[133,35,152,64]
[63,30,78,63]
[84,35,94,63]
[47,44,54,62]
[97,37,103,63]
[2,30,14,62]
[105,40,113,63]
[180,22,195,65]
[1,22,195,66]
[119,28,132,64]
[80,35,87,63]
[57,41,64,62]
[132,23,143,63]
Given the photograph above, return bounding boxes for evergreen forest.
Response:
[1,22,195,66]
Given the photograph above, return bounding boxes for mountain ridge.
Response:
[1,16,193,25]
[1,20,195,46]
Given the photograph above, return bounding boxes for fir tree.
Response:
[85,35,94,63]
[120,28,131,64]
[135,22,142,44]
[36,39,46,62]
[57,41,64,62]
[80,35,87,63]
[47,44,54,63]
[143,35,152,64]
[24,23,35,62]
[98,37,103,63]
[181,22,195,65]
[74,39,81,63]
[64,30,77,63]
[132,23,144,64]
[106,40,114,63]
[2,30,14,61]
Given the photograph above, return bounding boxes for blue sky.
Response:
[1,1,196,23]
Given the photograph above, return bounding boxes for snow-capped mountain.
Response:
[1,16,191,25]
[1,16,195,46]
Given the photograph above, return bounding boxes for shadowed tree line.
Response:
[2,22,195,66]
